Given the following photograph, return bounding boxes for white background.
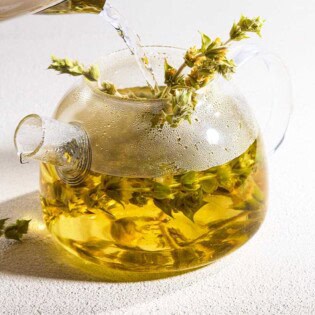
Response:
[0,0,315,314]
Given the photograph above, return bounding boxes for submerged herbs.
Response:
[42,140,261,222]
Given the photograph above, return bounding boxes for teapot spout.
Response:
[14,114,91,185]
[39,0,106,14]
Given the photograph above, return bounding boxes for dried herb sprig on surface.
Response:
[0,218,31,241]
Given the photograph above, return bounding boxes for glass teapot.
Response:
[0,0,105,21]
[14,45,292,281]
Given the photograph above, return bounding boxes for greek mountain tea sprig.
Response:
[155,15,264,127]
[229,15,264,42]
[49,56,120,96]
[0,218,31,241]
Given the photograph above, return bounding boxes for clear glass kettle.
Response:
[14,44,292,281]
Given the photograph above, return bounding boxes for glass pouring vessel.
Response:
[14,45,292,281]
[0,0,106,21]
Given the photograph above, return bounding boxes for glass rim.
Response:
[85,45,186,104]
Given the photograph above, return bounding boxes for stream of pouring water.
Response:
[100,2,159,91]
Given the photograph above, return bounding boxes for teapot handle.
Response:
[231,43,293,154]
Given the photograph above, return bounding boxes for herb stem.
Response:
[224,38,232,45]
[117,182,181,192]
[174,62,188,80]
[159,223,180,249]
[198,174,217,181]
[182,212,249,246]
[160,61,187,98]
[169,183,182,189]
[117,187,152,192]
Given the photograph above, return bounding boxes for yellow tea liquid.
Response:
[40,139,267,277]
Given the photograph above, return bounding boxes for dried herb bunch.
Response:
[0,218,31,241]
[49,15,264,128]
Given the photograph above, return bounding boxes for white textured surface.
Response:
[0,0,315,314]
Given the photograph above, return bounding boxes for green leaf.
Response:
[84,64,100,81]
[106,190,124,206]
[103,176,124,207]
[164,59,177,85]
[203,37,226,59]
[230,15,265,41]
[229,23,245,41]
[129,192,148,207]
[216,58,236,78]
[180,171,197,185]
[100,81,117,95]
[48,56,86,77]
[172,189,206,221]
[200,32,212,52]
[153,199,173,217]
[184,46,200,67]
[152,182,173,200]
[216,165,236,191]
[4,219,31,241]
[200,178,218,193]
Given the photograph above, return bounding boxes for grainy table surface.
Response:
[0,0,314,314]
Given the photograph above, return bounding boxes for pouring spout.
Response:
[39,0,106,14]
[14,114,91,185]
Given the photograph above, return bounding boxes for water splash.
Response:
[100,2,159,91]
